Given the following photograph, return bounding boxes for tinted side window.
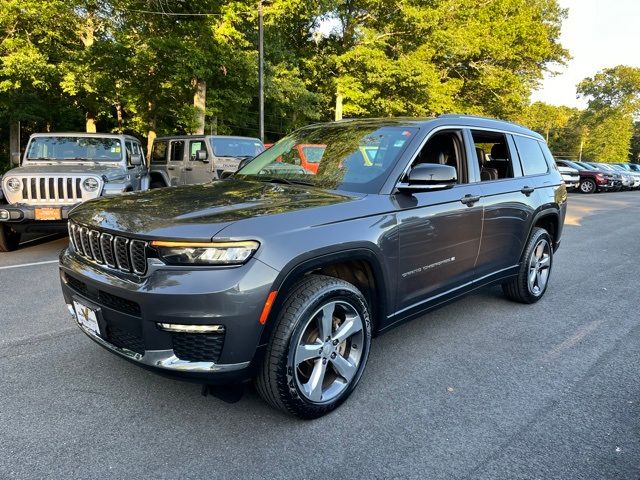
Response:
[514,136,548,176]
[170,141,185,162]
[411,130,467,184]
[151,141,167,164]
[471,130,516,181]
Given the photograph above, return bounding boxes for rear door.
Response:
[167,140,186,186]
[185,139,212,184]
[470,130,537,280]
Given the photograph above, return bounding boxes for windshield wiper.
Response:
[257,177,314,187]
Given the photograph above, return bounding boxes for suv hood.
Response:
[70,179,362,240]
[5,164,126,181]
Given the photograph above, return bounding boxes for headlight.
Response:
[82,178,100,192]
[151,240,260,265]
[6,177,21,192]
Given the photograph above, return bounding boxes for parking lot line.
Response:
[0,259,59,270]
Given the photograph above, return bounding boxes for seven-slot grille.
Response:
[16,176,100,205]
[68,221,148,275]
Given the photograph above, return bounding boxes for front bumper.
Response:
[0,204,76,230]
[59,248,279,383]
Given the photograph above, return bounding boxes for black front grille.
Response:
[105,325,145,355]
[69,221,147,275]
[64,273,141,318]
[65,274,88,296]
[172,333,224,363]
[98,290,141,317]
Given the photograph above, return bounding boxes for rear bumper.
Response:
[59,248,279,383]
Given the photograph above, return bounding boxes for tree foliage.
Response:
[1,0,571,167]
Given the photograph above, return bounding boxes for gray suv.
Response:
[148,135,264,187]
[1,133,149,251]
[59,116,567,418]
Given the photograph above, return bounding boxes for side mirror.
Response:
[237,157,252,171]
[10,152,20,167]
[195,149,209,163]
[130,154,143,166]
[397,164,457,193]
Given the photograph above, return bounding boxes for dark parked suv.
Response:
[59,116,566,418]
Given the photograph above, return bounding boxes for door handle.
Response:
[521,186,535,196]
[167,166,175,170]
[460,194,480,206]
[185,167,193,171]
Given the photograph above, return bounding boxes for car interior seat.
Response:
[477,147,498,181]
[489,143,512,179]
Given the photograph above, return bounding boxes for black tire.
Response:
[150,180,166,189]
[502,227,553,304]
[0,224,21,252]
[255,274,372,419]
[579,178,596,194]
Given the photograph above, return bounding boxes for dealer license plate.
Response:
[35,207,62,221]
[74,301,100,336]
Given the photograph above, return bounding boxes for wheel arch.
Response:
[258,247,390,347]
[523,208,560,258]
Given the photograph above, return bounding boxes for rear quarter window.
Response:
[514,136,549,176]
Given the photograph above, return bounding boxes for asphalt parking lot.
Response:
[1,192,639,480]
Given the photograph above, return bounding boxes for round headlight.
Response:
[6,177,21,192]
[82,178,99,192]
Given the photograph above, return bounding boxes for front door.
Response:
[185,139,213,184]
[395,130,483,313]
[167,140,186,186]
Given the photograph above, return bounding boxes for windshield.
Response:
[575,162,597,171]
[26,137,123,162]
[210,138,264,158]
[301,145,326,163]
[236,123,418,194]
[629,164,640,172]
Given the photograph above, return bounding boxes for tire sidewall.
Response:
[521,229,553,302]
[283,283,372,414]
[580,179,595,193]
[0,224,21,252]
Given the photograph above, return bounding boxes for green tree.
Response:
[577,66,640,163]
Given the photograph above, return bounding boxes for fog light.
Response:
[157,323,225,334]
[0,210,9,221]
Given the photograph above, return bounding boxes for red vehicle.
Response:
[265,143,326,174]
[555,160,613,194]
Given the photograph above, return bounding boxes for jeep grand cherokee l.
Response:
[59,116,566,418]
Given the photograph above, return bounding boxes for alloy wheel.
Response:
[293,300,365,404]
[528,239,551,296]
[580,180,595,193]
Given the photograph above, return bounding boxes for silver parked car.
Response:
[556,165,580,190]
[148,135,265,187]
[0,133,149,251]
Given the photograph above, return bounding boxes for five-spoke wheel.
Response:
[255,275,371,419]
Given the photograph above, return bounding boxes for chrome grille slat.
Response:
[114,237,131,272]
[101,233,117,268]
[68,221,146,275]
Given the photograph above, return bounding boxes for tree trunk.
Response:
[116,102,123,132]
[193,78,206,135]
[86,112,97,133]
[335,88,343,121]
[9,120,20,166]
